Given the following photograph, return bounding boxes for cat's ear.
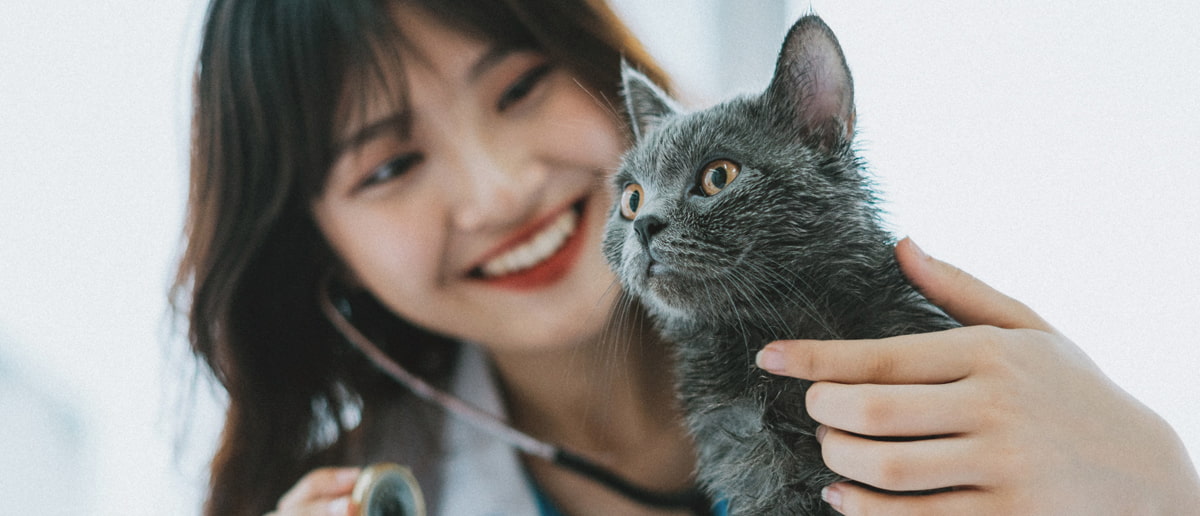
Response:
[766,15,855,148]
[621,59,680,141]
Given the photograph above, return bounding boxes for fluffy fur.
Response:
[602,15,960,515]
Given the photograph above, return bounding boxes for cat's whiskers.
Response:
[750,255,842,338]
[733,258,839,340]
[569,77,626,127]
[722,267,794,339]
[592,288,629,420]
[600,286,634,359]
[706,272,756,362]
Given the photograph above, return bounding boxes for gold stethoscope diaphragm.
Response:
[350,463,426,516]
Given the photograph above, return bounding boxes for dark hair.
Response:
[172,0,669,514]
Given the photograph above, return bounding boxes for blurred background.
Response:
[1,1,1197,514]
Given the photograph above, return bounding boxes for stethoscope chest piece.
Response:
[351,463,426,516]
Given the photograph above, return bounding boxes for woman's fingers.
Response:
[818,427,987,493]
[806,381,980,437]
[895,237,1054,333]
[268,498,351,516]
[762,240,1200,513]
[823,482,995,516]
[274,467,360,516]
[757,326,1006,384]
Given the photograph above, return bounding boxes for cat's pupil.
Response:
[620,183,644,220]
[699,159,739,196]
[710,167,727,188]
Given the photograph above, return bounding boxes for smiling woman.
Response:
[1,0,1197,514]
[173,0,684,515]
[169,0,1200,515]
[311,17,626,335]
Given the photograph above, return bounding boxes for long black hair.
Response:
[172,0,670,514]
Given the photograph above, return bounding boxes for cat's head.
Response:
[603,16,882,325]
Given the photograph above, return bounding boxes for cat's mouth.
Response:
[645,257,669,279]
[639,253,693,308]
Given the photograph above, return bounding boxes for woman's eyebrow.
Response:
[335,45,521,157]
[468,44,517,84]
[336,110,412,157]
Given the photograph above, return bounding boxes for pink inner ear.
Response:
[767,16,856,145]
[796,33,853,131]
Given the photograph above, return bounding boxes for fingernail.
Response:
[906,236,929,261]
[815,425,827,444]
[821,484,842,510]
[755,345,786,372]
[336,468,361,484]
[329,496,350,516]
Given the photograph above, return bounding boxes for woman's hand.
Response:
[266,467,360,516]
[756,238,1200,515]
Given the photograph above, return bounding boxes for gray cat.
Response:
[602,15,961,515]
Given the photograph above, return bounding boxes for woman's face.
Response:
[312,6,626,354]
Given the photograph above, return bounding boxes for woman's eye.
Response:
[497,63,552,111]
[359,153,422,191]
[620,183,643,220]
[699,159,740,196]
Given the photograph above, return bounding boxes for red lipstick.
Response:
[470,199,588,291]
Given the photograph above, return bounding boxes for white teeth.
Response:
[480,208,577,278]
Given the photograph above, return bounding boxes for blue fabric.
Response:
[711,498,729,515]
[529,478,729,516]
[531,482,565,516]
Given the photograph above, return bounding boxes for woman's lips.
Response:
[468,199,588,290]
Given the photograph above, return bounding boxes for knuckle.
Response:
[857,394,894,433]
[872,455,909,491]
[966,325,1006,364]
[865,352,895,381]
[992,435,1031,480]
[798,347,824,378]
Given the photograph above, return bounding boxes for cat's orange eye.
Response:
[620,183,644,220]
[700,159,740,196]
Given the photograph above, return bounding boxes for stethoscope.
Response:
[318,279,713,515]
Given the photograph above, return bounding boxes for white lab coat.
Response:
[348,343,542,516]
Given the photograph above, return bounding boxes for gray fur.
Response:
[603,15,959,515]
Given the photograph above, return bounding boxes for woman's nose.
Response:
[446,138,547,232]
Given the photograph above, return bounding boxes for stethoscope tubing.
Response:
[317,280,710,513]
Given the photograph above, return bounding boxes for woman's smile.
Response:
[471,197,587,289]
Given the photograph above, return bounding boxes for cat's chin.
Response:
[638,294,700,326]
[639,291,695,323]
[634,265,710,323]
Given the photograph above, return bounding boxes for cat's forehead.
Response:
[622,98,764,185]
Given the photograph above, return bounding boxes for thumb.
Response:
[896,237,1055,333]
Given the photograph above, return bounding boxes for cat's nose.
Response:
[634,214,667,249]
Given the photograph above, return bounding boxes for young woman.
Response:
[174,1,1200,515]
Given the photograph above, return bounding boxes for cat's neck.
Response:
[656,237,904,344]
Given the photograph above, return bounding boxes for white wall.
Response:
[2,1,1196,514]
[0,0,210,514]
[618,0,1200,468]
[797,0,1200,461]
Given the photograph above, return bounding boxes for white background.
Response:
[1,1,1196,514]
